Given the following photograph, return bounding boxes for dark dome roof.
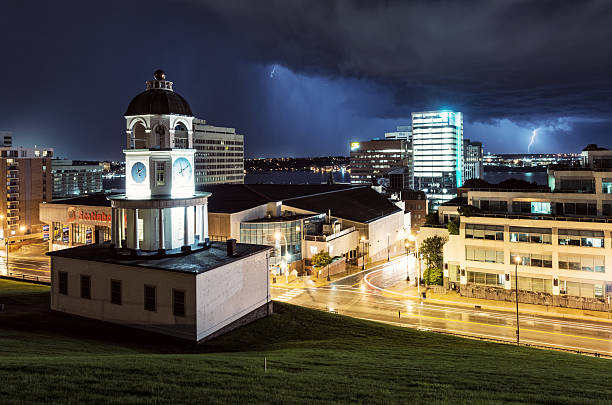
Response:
[125,89,193,116]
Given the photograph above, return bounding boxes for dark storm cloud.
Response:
[1,0,611,159]
[193,0,612,121]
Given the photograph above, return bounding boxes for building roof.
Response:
[387,167,411,175]
[48,241,271,275]
[198,184,355,214]
[47,193,116,207]
[284,186,402,223]
[125,89,193,116]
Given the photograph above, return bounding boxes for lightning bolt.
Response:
[528,128,539,153]
[269,65,276,79]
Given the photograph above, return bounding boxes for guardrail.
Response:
[1,272,50,285]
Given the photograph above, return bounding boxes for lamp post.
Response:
[408,234,421,294]
[0,214,7,274]
[326,242,331,281]
[360,236,366,270]
[514,255,521,345]
[405,242,410,281]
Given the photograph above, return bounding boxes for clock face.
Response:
[131,162,147,183]
[172,157,192,184]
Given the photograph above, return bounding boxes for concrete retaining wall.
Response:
[461,283,610,312]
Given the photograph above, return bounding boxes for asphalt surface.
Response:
[0,241,50,282]
[272,256,612,356]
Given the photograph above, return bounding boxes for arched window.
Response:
[133,123,146,149]
[174,123,188,149]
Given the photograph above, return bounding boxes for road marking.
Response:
[274,289,304,302]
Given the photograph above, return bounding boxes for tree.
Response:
[419,235,447,286]
[447,218,460,235]
[311,251,332,269]
[425,213,439,225]
[423,267,443,286]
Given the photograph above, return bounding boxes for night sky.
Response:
[1,0,611,160]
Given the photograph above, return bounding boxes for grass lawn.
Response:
[1,280,611,404]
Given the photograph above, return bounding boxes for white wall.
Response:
[50,256,197,340]
[195,250,270,341]
[367,211,406,261]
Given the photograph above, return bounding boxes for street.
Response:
[272,256,612,356]
[0,240,50,282]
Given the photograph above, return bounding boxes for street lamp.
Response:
[360,236,366,270]
[408,234,421,297]
[405,242,410,281]
[514,254,521,345]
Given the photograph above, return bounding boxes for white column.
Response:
[158,208,165,251]
[111,207,118,245]
[183,206,189,246]
[119,208,125,248]
[133,208,139,250]
[201,203,208,241]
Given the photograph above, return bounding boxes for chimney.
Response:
[226,239,237,256]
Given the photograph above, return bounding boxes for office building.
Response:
[385,125,412,141]
[49,70,272,342]
[435,166,612,309]
[0,144,53,243]
[192,118,244,185]
[463,139,484,181]
[412,110,464,208]
[349,139,410,186]
[52,160,103,199]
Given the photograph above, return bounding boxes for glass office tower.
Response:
[412,111,463,209]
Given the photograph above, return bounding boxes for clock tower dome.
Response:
[108,70,210,254]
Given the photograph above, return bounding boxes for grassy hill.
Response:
[0,279,611,404]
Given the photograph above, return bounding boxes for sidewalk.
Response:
[384,280,612,324]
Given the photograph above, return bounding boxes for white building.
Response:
[193,118,244,185]
[412,110,464,208]
[49,70,272,341]
[385,125,412,141]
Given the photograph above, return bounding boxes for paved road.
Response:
[272,256,612,356]
[1,241,50,282]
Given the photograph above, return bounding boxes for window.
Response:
[173,289,185,317]
[558,254,604,272]
[465,247,504,263]
[509,227,552,244]
[111,280,122,305]
[559,178,595,193]
[602,179,612,194]
[464,224,504,240]
[58,271,68,295]
[144,285,156,311]
[510,252,552,268]
[155,161,165,186]
[531,202,551,214]
[80,275,91,299]
[467,271,504,287]
[558,229,604,248]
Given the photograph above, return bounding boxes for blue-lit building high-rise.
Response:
[412,110,464,209]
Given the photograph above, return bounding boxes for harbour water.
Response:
[103,169,547,189]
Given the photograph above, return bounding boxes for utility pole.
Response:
[514,255,521,345]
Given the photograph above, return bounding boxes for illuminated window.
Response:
[155,161,165,186]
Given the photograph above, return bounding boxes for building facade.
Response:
[52,160,103,199]
[192,118,244,185]
[412,110,464,208]
[439,167,612,308]
[1,131,11,147]
[463,139,483,181]
[349,139,410,186]
[1,145,53,242]
[385,125,412,141]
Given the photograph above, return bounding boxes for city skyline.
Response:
[2,1,612,160]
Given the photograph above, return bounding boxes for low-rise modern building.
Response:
[52,159,103,199]
[436,167,612,309]
[1,144,53,242]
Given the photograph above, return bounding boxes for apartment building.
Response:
[0,145,53,242]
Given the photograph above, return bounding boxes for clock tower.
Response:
[109,70,210,254]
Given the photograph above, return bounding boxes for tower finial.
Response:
[154,69,166,81]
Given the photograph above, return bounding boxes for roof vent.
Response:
[226,239,237,257]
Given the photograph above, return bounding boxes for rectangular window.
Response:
[80,275,91,299]
[558,229,604,248]
[173,289,185,317]
[156,161,165,186]
[144,285,156,312]
[111,279,122,305]
[58,271,68,295]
